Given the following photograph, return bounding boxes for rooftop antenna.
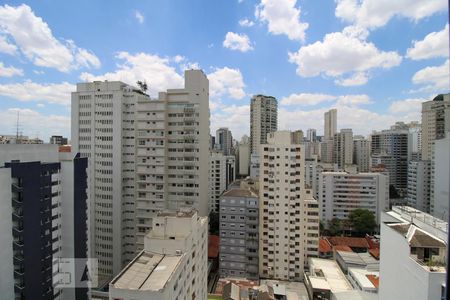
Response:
[15,111,22,144]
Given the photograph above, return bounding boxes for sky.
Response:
[0,0,448,141]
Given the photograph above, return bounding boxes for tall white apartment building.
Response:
[333,128,353,169]
[72,81,147,282]
[319,172,389,224]
[209,151,235,212]
[216,127,233,155]
[379,206,447,300]
[307,128,317,142]
[259,131,319,281]
[431,134,450,220]
[237,135,250,177]
[353,136,370,172]
[250,94,278,156]
[406,160,431,213]
[324,109,337,141]
[109,210,208,300]
[291,130,304,143]
[408,126,422,161]
[135,70,210,247]
[421,93,450,160]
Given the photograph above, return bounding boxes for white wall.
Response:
[0,168,14,299]
[433,135,450,221]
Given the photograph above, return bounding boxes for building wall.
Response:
[333,129,353,169]
[250,95,278,156]
[324,109,337,141]
[238,142,250,176]
[209,152,235,212]
[432,135,450,220]
[0,168,14,300]
[406,160,431,213]
[353,138,370,172]
[219,191,259,279]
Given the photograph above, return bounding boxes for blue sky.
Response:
[0,0,448,141]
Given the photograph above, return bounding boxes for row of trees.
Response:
[322,209,377,236]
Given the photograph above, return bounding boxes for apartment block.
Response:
[250,94,277,156]
[259,131,319,281]
[379,206,447,300]
[237,136,250,177]
[0,144,88,300]
[215,127,233,155]
[109,210,208,300]
[421,93,450,160]
[134,70,210,248]
[371,128,409,192]
[406,160,431,213]
[307,128,317,142]
[49,135,69,145]
[431,134,450,220]
[219,187,259,279]
[209,151,236,212]
[72,80,146,281]
[353,136,370,172]
[333,129,353,169]
[324,109,337,141]
[319,171,389,224]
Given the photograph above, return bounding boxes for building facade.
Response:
[353,136,370,172]
[431,134,450,220]
[319,171,389,224]
[406,160,431,213]
[307,128,317,142]
[333,129,353,169]
[219,188,259,279]
[209,151,235,212]
[259,131,319,281]
[237,136,250,177]
[134,70,210,248]
[109,210,208,300]
[324,109,337,141]
[250,94,278,156]
[215,127,233,155]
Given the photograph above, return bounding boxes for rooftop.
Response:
[157,209,196,218]
[110,251,183,292]
[222,187,258,198]
[307,258,353,293]
[208,235,220,259]
[348,268,379,289]
[327,237,370,249]
[336,251,380,271]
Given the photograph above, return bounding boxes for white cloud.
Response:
[135,10,144,24]
[255,0,309,41]
[239,19,255,27]
[336,94,372,106]
[223,32,254,52]
[80,52,184,97]
[288,26,402,85]
[407,24,449,60]
[0,4,100,72]
[388,98,426,120]
[208,67,246,100]
[334,72,369,86]
[211,104,250,139]
[0,35,17,54]
[0,62,23,77]
[412,59,449,92]
[0,81,74,105]
[0,108,70,140]
[280,93,336,106]
[335,0,447,29]
[36,103,45,108]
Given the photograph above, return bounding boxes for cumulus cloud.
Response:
[412,59,449,92]
[388,98,427,120]
[0,62,23,77]
[255,0,309,41]
[211,104,250,139]
[239,19,255,27]
[80,52,184,97]
[208,67,246,100]
[0,81,74,105]
[335,94,372,106]
[0,108,70,140]
[0,35,17,55]
[407,24,449,60]
[0,4,100,72]
[335,0,447,29]
[135,10,144,23]
[288,26,402,85]
[223,32,254,52]
[280,93,336,106]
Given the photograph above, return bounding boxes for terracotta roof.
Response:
[327,237,370,249]
[366,274,379,288]
[208,235,220,258]
[333,245,353,252]
[368,248,380,260]
[319,238,332,253]
[365,235,380,249]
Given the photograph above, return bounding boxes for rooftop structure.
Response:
[347,268,379,293]
[335,251,380,273]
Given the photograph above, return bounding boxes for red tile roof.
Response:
[327,237,370,249]
[369,248,380,260]
[365,235,380,249]
[366,274,380,288]
[319,237,332,253]
[333,245,353,252]
[208,235,220,258]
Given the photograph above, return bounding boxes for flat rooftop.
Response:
[348,268,379,289]
[110,251,183,291]
[157,209,196,218]
[222,188,258,198]
[307,258,353,293]
[336,251,379,271]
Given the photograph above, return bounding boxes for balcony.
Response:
[12,183,23,192]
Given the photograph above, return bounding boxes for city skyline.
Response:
[0,1,448,140]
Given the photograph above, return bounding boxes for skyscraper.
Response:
[135,70,210,247]
[353,136,371,172]
[307,128,317,142]
[72,81,148,283]
[215,127,233,155]
[324,109,337,141]
[333,128,353,169]
[259,131,319,281]
[421,93,450,160]
[250,95,278,156]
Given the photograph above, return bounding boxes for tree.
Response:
[327,218,342,236]
[208,211,219,235]
[348,209,377,234]
[136,80,148,94]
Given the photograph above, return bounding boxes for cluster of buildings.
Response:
[0,69,447,300]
